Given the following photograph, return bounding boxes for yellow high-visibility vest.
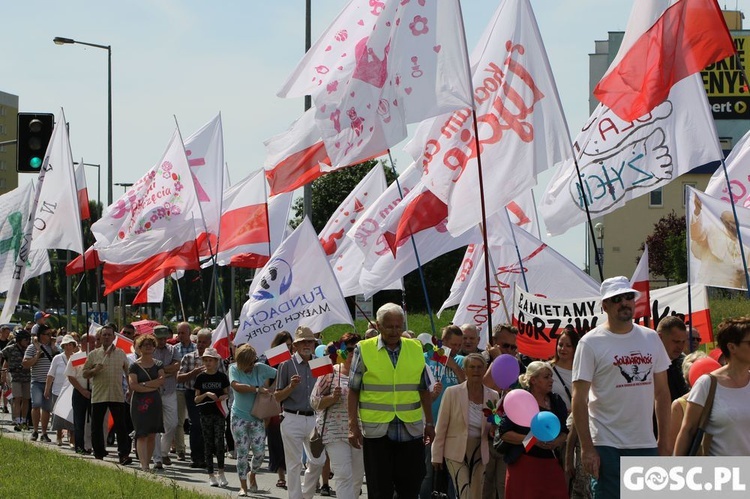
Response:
[358,337,424,423]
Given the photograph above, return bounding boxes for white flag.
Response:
[278,0,471,168]
[705,128,750,208]
[540,73,723,236]
[30,108,84,254]
[92,129,202,247]
[453,219,599,346]
[184,114,225,256]
[0,184,50,293]
[319,165,388,296]
[687,187,750,291]
[415,0,570,237]
[437,191,538,317]
[235,218,353,355]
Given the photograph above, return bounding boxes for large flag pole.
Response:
[457,0,494,339]
[505,208,530,292]
[386,150,436,336]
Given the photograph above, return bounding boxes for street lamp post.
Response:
[55,36,114,324]
[595,222,605,270]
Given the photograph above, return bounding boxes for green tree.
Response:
[640,211,687,283]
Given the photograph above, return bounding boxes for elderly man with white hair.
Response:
[348,303,434,499]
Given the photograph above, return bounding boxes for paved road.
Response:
[0,408,367,498]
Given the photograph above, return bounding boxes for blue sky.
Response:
[4,0,696,269]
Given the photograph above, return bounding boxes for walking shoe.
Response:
[190,461,206,469]
[21,423,29,431]
[177,451,186,461]
[208,475,219,487]
[30,431,38,441]
[40,434,52,443]
[217,472,228,487]
[162,456,172,465]
[154,462,164,470]
[119,456,133,466]
[2,406,8,413]
[13,424,22,432]
[320,484,332,496]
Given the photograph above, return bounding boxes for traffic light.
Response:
[17,112,54,173]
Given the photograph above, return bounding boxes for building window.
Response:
[0,145,5,153]
[0,160,6,171]
[0,124,5,135]
[683,182,697,207]
[0,106,5,116]
[0,178,6,188]
[649,188,663,207]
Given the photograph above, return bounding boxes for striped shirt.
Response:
[24,343,58,383]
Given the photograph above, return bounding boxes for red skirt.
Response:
[505,454,569,499]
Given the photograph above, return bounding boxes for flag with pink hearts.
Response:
[278,0,472,168]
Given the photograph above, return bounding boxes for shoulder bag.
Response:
[688,374,717,456]
[250,365,281,420]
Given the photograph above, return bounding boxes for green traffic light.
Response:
[29,157,42,169]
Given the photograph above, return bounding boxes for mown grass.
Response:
[0,435,209,498]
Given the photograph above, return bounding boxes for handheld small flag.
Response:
[264,344,292,367]
[309,356,334,378]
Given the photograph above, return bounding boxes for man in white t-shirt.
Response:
[572,276,671,499]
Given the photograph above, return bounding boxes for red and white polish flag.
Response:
[114,332,134,354]
[631,244,651,319]
[216,399,229,418]
[594,0,735,121]
[74,161,91,221]
[70,350,88,367]
[309,356,334,378]
[523,432,538,452]
[212,310,233,360]
[264,343,292,367]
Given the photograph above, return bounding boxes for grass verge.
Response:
[0,434,209,498]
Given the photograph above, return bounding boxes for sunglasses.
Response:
[609,292,635,304]
[501,343,518,351]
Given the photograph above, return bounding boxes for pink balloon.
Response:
[503,389,539,427]
[689,357,721,387]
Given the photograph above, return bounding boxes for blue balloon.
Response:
[315,344,327,358]
[530,411,561,442]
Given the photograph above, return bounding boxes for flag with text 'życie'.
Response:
[705,128,750,208]
[31,108,84,255]
[264,343,292,367]
[0,184,51,294]
[65,246,101,276]
[631,244,651,319]
[437,191,538,317]
[184,113,226,257]
[91,129,202,248]
[594,0,735,122]
[539,73,723,237]
[212,310,233,360]
[414,0,570,237]
[74,161,91,221]
[278,0,471,169]
[234,218,352,355]
[686,187,750,291]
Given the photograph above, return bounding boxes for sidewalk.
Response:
[0,408,362,498]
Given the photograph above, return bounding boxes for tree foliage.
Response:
[641,210,687,283]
